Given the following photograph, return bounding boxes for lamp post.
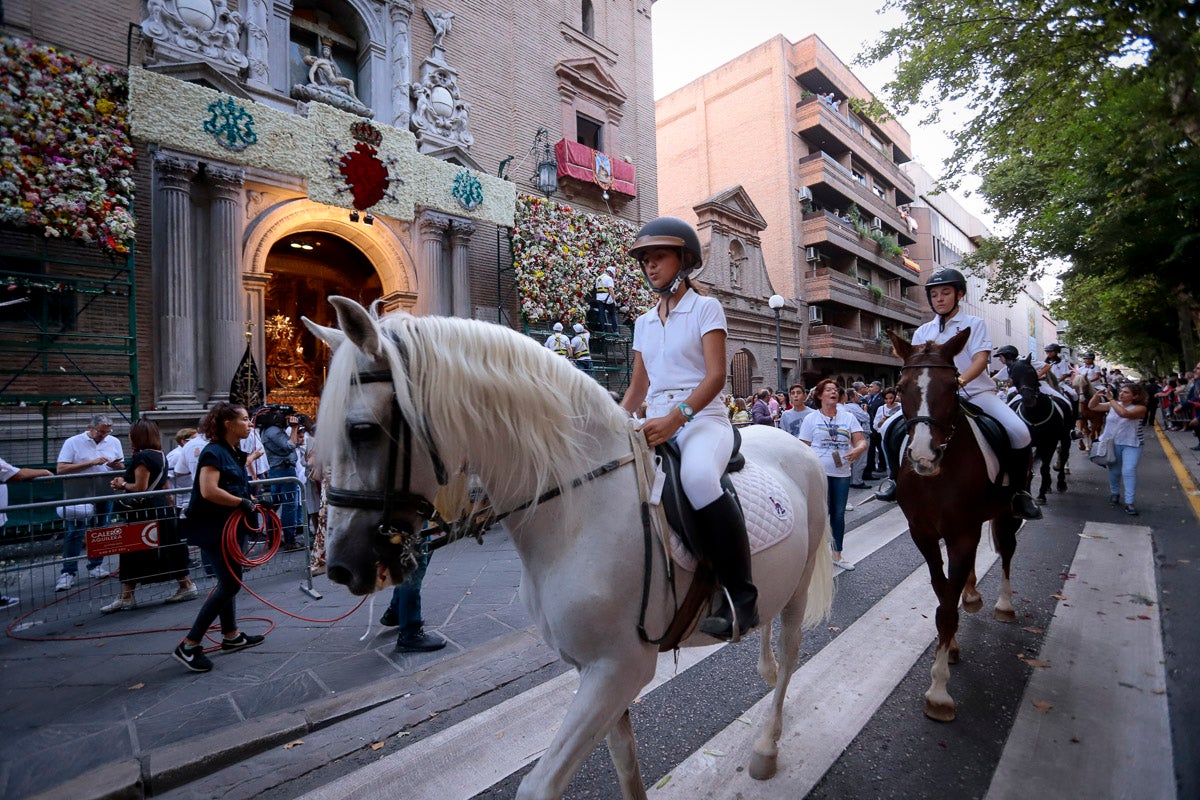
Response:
[531,127,558,198]
[769,294,785,391]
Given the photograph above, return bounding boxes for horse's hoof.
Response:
[994,607,1017,623]
[749,751,778,781]
[924,699,956,722]
[962,596,983,614]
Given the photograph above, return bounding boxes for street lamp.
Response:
[769,294,785,391]
[531,127,559,198]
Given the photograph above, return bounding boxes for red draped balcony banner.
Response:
[554,138,637,197]
[902,256,921,273]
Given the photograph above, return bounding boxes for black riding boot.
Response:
[873,427,900,502]
[1007,445,1043,520]
[695,490,760,641]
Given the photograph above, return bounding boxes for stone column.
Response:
[206,164,247,404]
[152,152,201,409]
[246,0,271,90]
[448,219,476,318]
[243,271,272,383]
[269,1,295,96]
[416,214,449,316]
[388,0,415,129]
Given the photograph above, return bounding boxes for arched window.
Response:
[582,0,595,38]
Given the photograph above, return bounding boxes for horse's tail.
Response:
[803,514,835,628]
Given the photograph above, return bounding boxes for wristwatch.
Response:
[677,402,695,422]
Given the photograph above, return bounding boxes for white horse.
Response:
[304,297,833,800]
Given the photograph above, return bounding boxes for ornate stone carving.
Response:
[141,0,248,74]
[205,164,245,197]
[153,151,200,189]
[388,0,416,128]
[291,37,374,118]
[410,8,474,155]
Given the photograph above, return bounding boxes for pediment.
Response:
[694,185,767,232]
[146,61,251,100]
[555,57,626,106]
[419,143,484,172]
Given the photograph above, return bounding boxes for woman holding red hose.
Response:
[173,403,266,673]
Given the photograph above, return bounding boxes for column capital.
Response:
[206,164,246,198]
[388,0,415,18]
[448,219,477,241]
[154,151,199,189]
[419,212,452,238]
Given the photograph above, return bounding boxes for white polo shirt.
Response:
[633,289,726,414]
[0,456,19,528]
[912,310,994,394]
[57,431,125,472]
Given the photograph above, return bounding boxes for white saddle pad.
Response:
[669,460,793,572]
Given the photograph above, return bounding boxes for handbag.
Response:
[1088,438,1116,467]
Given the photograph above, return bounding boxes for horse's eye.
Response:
[348,422,381,444]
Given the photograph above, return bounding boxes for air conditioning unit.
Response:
[808,306,824,324]
[871,216,883,231]
[797,186,814,202]
[805,246,820,262]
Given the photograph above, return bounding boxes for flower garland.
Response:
[0,37,136,253]
[511,195,655,326]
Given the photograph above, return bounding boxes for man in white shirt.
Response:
[875,269,1041,519]
[1,455,53,607]
[54,414,126,590]
[569,323,592,373]
[591,266,619,333]
[544,322,572,358]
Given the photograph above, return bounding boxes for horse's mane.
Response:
[316,309,629,507]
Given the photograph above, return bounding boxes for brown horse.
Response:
[1071,372,1106,447]
[887,329,1023,722]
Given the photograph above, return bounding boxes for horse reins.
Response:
[899,362,961,445]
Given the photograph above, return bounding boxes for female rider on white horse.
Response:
[619,216,759,640]
[874,267,1043,520]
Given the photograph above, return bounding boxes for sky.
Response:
[649,0,991,227]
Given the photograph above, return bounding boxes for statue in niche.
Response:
[291,36,373,118]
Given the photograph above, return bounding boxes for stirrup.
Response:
[1011,491,1043,520]
[698,586,759,642]
[873,478,897,502]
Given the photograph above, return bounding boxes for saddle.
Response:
[883,400,1012,486]
[654,426,746,557]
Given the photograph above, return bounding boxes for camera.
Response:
[254,404,295,430]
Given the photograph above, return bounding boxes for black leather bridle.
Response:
[899,362,961,446]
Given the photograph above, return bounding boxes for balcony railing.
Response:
[807,324,901,362]
[803,266,924,326]
[794,97,912,193]
[797,153,913,243]
[800,212,922,278]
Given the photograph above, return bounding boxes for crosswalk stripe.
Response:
[984,522,1174,800]
[647,535,1000,798]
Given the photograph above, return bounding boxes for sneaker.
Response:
[280,542,307,553]
[164,585,199,604]
[0,596,18,609]
[55,573,75,592]
[173,642,213,673]
[1124,504,1139,516]
[221,632,265,652]
[395,629,447,653]
[834,558,856,571]
[1109,493,1120,505]
[379,608,400,627]
[88,566,111,580]
[101,597,136,614]
[845,501,855,511]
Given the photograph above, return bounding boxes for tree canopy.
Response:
[862,0,1200,371]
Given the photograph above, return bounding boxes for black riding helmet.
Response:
[1081,351,1096,359]
[629,217,703,295]
[994,345,1019,361]
[1044,343,1062,353]
[924,267,967,308]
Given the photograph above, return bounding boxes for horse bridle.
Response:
[899,362,960,445]
[323,367,451,550]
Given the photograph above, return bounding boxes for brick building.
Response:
[1,0,660,443]
[656,34,924,389]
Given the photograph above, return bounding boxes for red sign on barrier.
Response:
[86,520,161,559]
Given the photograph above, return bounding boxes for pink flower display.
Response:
[511,195,655,326]
[0,38,136,253]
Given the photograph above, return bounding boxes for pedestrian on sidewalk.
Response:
[173,403,265,673]
[1,455,53,607]
[54,414,125,591]
[799,379,867,570]
[380,549,446,652]
[1089,383,1148,516]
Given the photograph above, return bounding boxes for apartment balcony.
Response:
[797,152,916,245]
[807,324,902,367]
[794,98,914,203]
[800,212,922,283]
[803,266,924,327]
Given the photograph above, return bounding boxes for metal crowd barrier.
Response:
[0,473,319,627]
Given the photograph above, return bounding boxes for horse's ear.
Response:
[301,316,346,350]
[942,327,971,358]
[329,296,383,358]
[887,329,912,360]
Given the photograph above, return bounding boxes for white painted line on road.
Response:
[649,536,1000,798]
[984,521,1175,800]
[838,506,909,570]
[296,644,723,800]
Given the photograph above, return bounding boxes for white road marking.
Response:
[837,506,909,570]
[984,522,1175,800]
[648,534,999,798]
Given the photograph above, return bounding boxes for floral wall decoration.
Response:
[511,194,655,327]
[0,37,136,253]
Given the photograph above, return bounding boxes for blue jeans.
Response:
[1107,444,1141,504]
[61,500,111,575]
[267,466,302,546]
[387,552,430,635]
[826,475,851,552]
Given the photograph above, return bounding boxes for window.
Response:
[582,0,595,38]
[576,113,603,151]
